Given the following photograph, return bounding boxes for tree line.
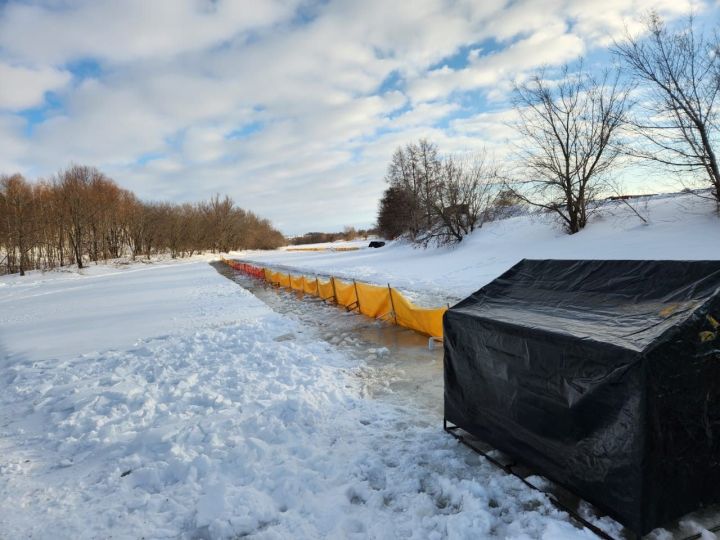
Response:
[289,226,376,245]
[378,14,720,241]
[1,164,285,276]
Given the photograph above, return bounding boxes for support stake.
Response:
[353,279,361,313]
[388,284,398,325]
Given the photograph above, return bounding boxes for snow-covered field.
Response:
[236,193,720,304]
[2,193,719,539]
[0,260,611,539]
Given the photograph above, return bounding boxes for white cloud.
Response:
[0,63,70,110]
[405,25,585,103]
[0,115,28,172]
[0,0,707,233]
[0,0,299,64]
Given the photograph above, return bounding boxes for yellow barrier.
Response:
[303,277,319,296]
[356,282,393,319]
[318,278,334,300]
[224,258,446,338]
[390,289,446,338]
[290,275,304,291]
[333,278,358,308]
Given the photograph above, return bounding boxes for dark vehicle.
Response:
[368,241,385,248]
[444,259,720,535]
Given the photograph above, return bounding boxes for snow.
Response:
[282,239,370,250]
[235,193,720,304]
[0,260,608,539]
[0,257,248,362]
[3,193,719,539]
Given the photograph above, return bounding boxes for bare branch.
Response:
[507,62,632,233]
[613,12,720,204]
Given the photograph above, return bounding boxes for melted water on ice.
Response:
[211,261,444,417]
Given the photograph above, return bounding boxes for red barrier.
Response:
[225,259,266,280]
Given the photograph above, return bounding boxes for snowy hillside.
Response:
[237,193,720,304]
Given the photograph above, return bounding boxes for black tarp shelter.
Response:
[444,260,720,535]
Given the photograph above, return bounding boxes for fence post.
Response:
[388,284,398,325]
[353,279,361,312]
[331,277,338,304]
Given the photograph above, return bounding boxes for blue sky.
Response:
[0,0,713,234]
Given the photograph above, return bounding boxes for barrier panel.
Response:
[222,258,446,338]
[290,275,305,291]
[355,282,393,319]
[278,272,291,288]
[318,278,334,301]
[390,288,446,338]
[303,277,319,296]
[333,278,358,308]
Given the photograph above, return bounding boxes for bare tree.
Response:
[342,225,357,241]
[384,140,441,239]
[379,141,500,245]
[417,153,498,245]
[509,63,632,233]
[0,174,35,275]
[377,186,415,240]
[0,165,286,275]
[614,13,720,205]
[54,165,104,268]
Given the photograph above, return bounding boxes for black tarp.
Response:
[443,260,720,535]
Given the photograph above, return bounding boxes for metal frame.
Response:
[443,419,720,540]
[443,419,623,540]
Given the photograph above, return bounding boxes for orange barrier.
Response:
[224,260,266,279]
[221,258,447,338]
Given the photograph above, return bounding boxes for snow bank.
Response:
[0,260,606,538]
[236,193,720,303]
[282,238,370,250]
